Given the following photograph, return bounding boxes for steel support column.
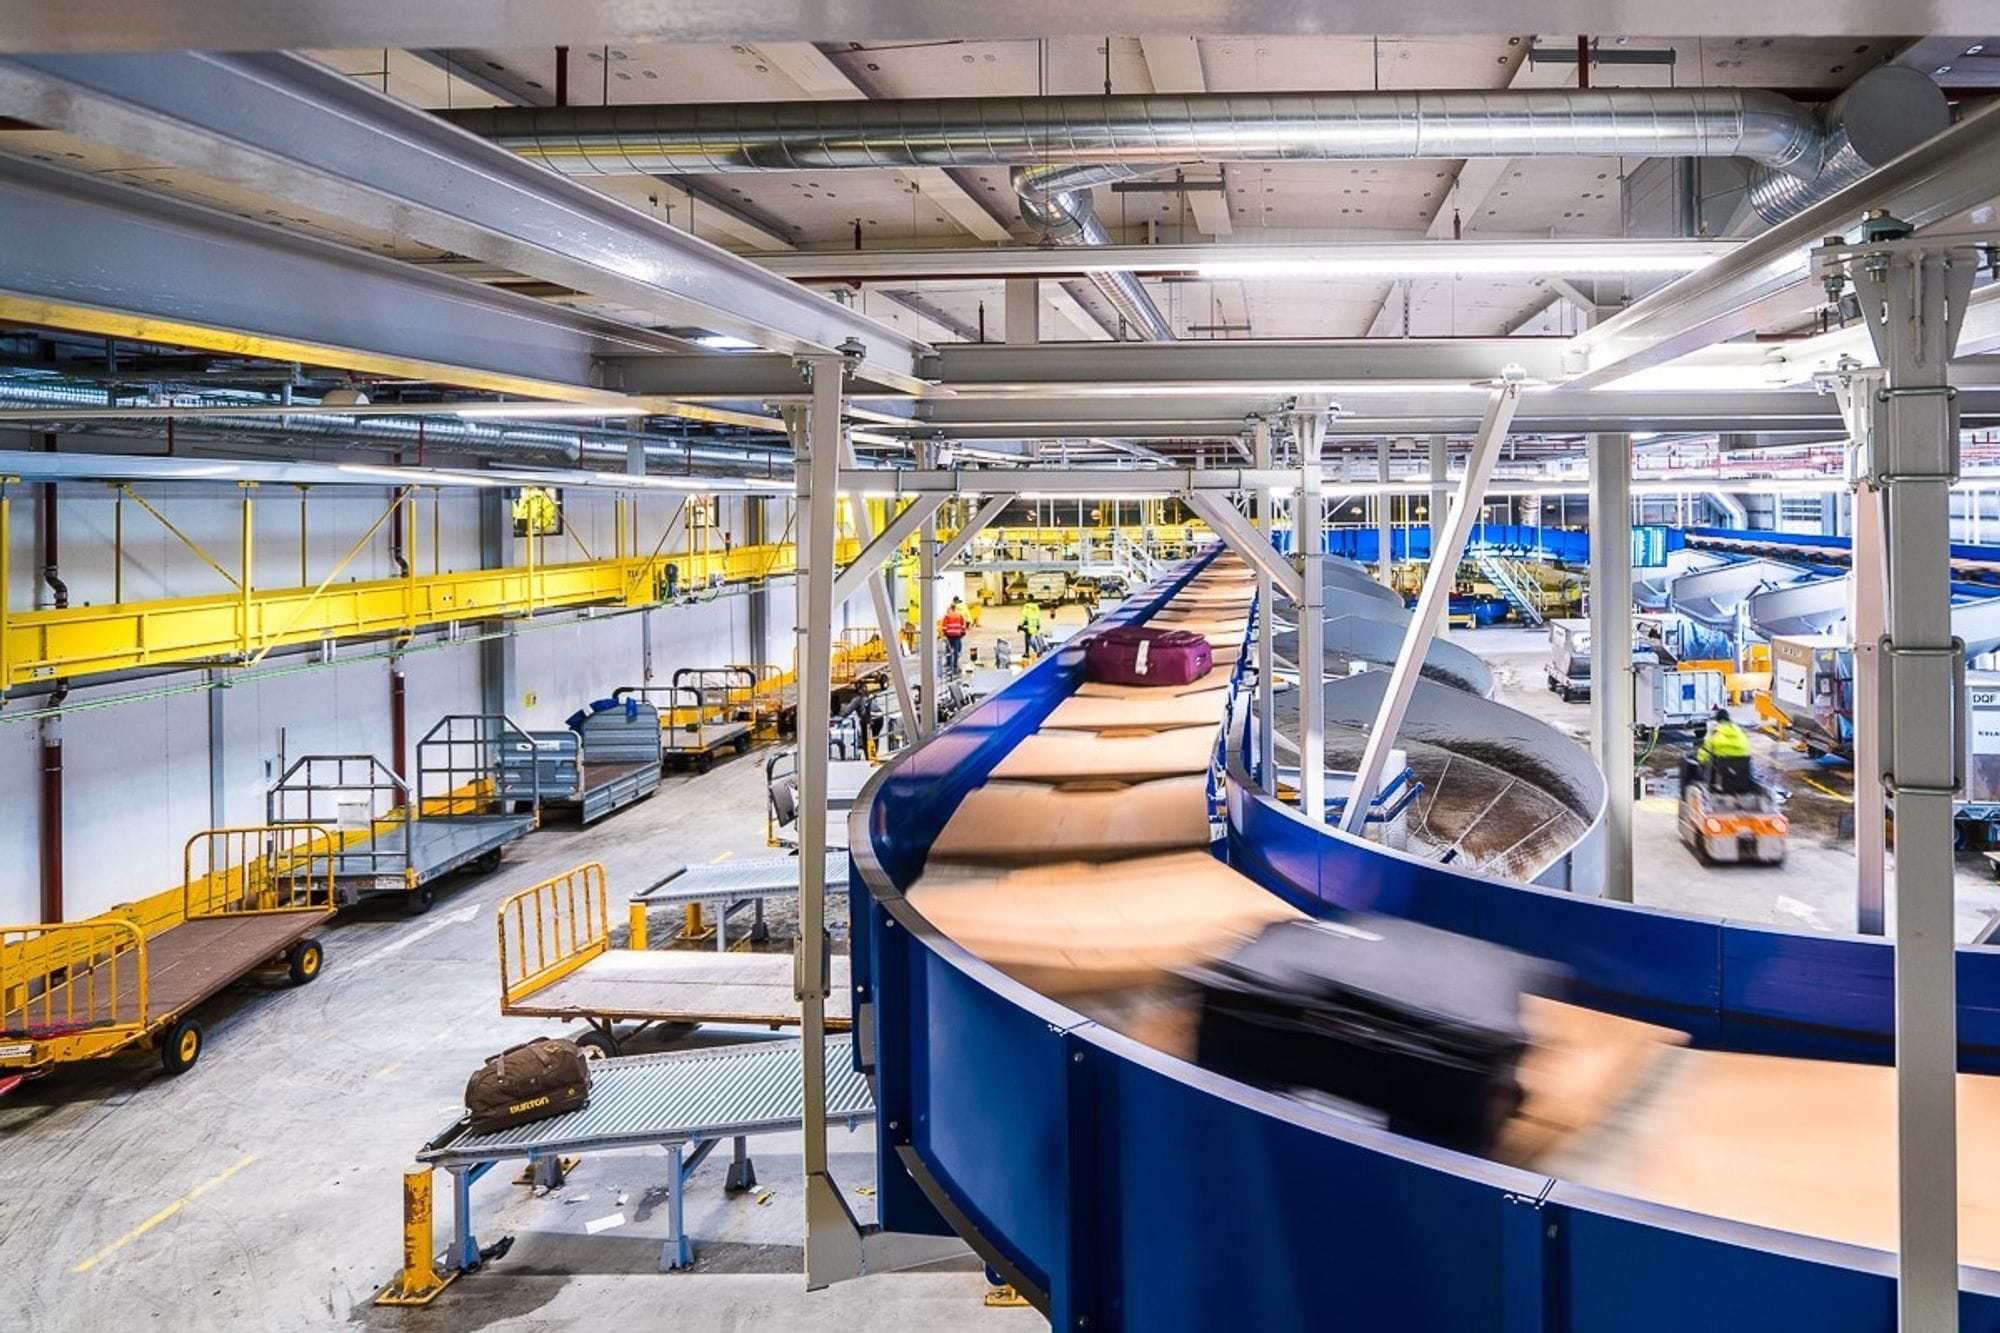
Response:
[793,355,859,1286]
[477,489,517,720]
[1836,367,1889,936]
[918,441,940,736]
[1836,236,1977,1333]
[1295,411,1327,822]
[1377,438,1397,586]
[1428,432,1449,557]
[1254,418,1278,793]
[1341,384,1521,836]
[1589,428,1635,901]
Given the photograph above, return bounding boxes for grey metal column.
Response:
[744,494,770,670]
[1376,438,1397,587]
[794,352,858,1287]
[477,488,516,718]
[1834,235,1976,1333]
[206,668,226,828]
[1428,432,1449,558]
[1294,410,1327,822]
[918,440,939,736]
[1835,366,1888,936]
[1254,417,1278,793]
[1004,278,1039,344]
[1342,384,1522,836]
[1589,428,1636,902]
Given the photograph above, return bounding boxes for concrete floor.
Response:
[1466,624,2000,939]
[0,749,1030,1333]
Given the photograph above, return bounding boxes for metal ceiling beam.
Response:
[1563,95,2000,387]
[0,154,673,402]
[927,338,1567,390]
[754,238,1738,282]
[0,51,931,390]
[5,3,1992,49]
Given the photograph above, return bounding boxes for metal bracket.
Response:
[794,927,832,1002]
[1878,636,1967,797]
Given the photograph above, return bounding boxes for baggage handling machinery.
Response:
[496,863,851,1059]
[639,850,852,952]
[0,825,334,1085]
[501,696,664,825]
[270,714,541,914]
[376,1035,876,1304]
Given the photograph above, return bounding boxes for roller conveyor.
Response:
[848,547,2000,1330]
[420,1037,873,1271]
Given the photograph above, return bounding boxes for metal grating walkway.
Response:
[422,1036,871,1166]
[637,851,850,903]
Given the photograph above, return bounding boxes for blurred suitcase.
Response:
[1188,917,1544,1150]
[1085,626,1213,686]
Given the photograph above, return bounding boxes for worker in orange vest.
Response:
[940,597,969,676]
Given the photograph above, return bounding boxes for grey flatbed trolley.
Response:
[619,667,754,773]
[638,851,852,952]
[503,698,664,825]
[269,715,540,914]
[414,1038,874,1276]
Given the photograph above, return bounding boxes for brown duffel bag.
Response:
[464,1037,592,1134]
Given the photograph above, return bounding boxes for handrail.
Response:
[183,824,338,919]
[496,862,611,1009]
[0,918,149,1045]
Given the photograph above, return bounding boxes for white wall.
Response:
[0,440,780,924]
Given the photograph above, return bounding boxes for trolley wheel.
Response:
[475,848,504,875]
[286,938,324,986]
[406,882,436,916]
[733,734,752,755]
[573,1029,621,1061]
[160,1018,203,1075]
[695,752,715,774]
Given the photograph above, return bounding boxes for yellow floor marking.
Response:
[74,1154,257,1274]
[710,850,734,863]
[1802,776,1855,805]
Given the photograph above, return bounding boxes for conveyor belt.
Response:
[422,1036,872,1166]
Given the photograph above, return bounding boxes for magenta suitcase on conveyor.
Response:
[1083,626,1214,687]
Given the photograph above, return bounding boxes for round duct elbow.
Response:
[1748,65,1952,224]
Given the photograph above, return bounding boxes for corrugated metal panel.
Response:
[425,1036,870,1163]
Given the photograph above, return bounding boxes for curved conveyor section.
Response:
[1272,614,1496,698]
[1667,556,1808,631]
[852,552,2000,1330]
[1635,547,1733,611]
[1271,672,1603,890]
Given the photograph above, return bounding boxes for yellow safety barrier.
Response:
[183,825,336,919]
[0,919,148,1068]
[373,1166,458,1307]
[627,899,650,951]
[497,862,610,1008]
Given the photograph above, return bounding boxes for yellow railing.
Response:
[497,862,610,1009]
[183,825,337,920]
[0,919,148,1067]
[0,537,862,693]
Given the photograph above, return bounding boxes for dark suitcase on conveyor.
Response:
[464,1037,592,1134]
[1188,917,1543,1151]
[1084,626,1214,687]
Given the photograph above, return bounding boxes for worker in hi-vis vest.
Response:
[1018,598,1044,658]
[1694,706,1754,793]
[940,598,969,676]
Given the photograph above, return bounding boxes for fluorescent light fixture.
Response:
[694,334,762,351]
[1194,251,1719,281]
[452,403,650,420]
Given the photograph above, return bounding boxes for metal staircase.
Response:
[1469,547,1546,626]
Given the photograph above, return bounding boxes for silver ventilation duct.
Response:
[1745,65,1951,223]
[0,380,796,480]
[448,72,1946,343]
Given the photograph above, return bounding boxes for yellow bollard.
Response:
[683,901,715,943]
[373,1166,458,1306]
[627,900,649,951]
